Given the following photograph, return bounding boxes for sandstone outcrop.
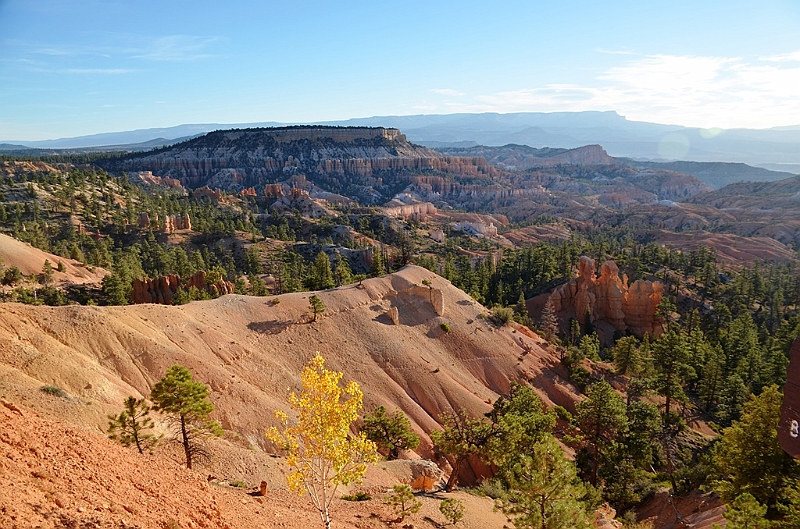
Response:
[403,285,444,317]
[0,160,63,177]
[131,270,234,304]
[536,256,663,342]
[129,171,185,191]
[191,186,223,203]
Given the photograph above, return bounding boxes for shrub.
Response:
[40,385,68,398]
[491,307,514,326]
[385,484,421,521]
[440,322,451,333]
[474,478,508,500]
[341,491,371,501]
[439,498,465,525]
[2,266,24,286]
[569,366,592,391]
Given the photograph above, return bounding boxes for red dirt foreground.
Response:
[0,400,401,529]
[0,400,515,529]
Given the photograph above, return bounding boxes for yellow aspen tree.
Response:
[267,352,378,529]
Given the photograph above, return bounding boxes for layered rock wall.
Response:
[102,127,501,194]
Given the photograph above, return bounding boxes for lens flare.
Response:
[658,133,690,160]
[699,127,725,139]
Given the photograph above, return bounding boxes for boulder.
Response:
[381,459,444,491]
[386,306,400,325]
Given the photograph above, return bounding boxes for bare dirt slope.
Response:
[0,233,108,285]
[0,399,506,529]
[0,265,579,469]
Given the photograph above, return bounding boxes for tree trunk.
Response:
[445,457,465,492]
[591,444,599,486]
[540,494,546,529]
[180,415,192,469]
[134,431,143,455]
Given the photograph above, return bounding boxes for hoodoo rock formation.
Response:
[531,256,664,343]
[383,201,438,219]
[136,212,191,232]
[132,270,235,304]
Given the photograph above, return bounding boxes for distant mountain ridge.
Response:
[6,111,800,171]
[432,144,796,189]
[619,159,797,189]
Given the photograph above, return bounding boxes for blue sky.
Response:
[1,0,799,140]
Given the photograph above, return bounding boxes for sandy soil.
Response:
[0,233,108,285]
[0,399,507,529]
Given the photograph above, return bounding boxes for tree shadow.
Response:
[247,320,293,335]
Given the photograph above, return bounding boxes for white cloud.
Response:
[430,88,465,96]
[595,48,637,56]
[61,68,134,74]
[444,53,800,129]
[131,35,222,61]
[764,50,800,62]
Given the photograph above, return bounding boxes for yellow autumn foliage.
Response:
[266,352,378,528]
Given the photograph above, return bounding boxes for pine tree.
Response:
[385,484,421,521]
[652,330,694,430]
[150,365,222,469]
[718,493,771,529]
[361,406,420,460]
[539,297,559,343]
[712,385,798,508]
[611,336,642,376]
[40,259,53,286]
[431,411,496,492]
[370,246,386,277]
[107,396,159,454]
[496,435,593,529]
[310,251,335,290]
[439,498,465,526]
[333,252,353,287]
[309,294,325,322]
[575,380,628,486]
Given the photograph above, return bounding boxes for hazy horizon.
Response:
[1,1,799,141]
